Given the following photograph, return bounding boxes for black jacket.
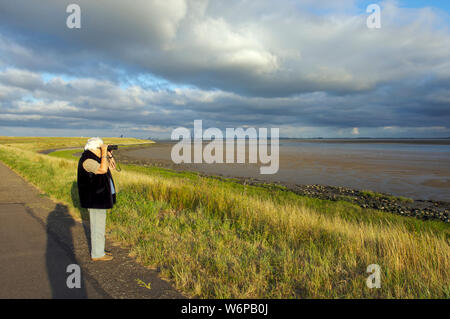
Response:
[77,150,116,209]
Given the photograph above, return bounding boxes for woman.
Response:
[77,137,116,261]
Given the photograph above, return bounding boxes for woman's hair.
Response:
[84,137,103,151]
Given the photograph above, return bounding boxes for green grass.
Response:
[0,136,153,152]
[0,138,448,298]
[360,190,414,203]
[47,149,84,159]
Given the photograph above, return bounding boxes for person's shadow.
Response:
[45,203,88,298]
[70,182,91,253]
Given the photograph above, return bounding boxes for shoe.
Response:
[91,254,113,261]
[105,251,113,256]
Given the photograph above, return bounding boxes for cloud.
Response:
[0,1,449,137]
[0,1,448,95]
[0,66,448,138]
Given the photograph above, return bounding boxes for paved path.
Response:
[0,161,184,299]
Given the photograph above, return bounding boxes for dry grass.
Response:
[0,140,448,298]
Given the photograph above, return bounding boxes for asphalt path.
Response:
[0,161,183,299]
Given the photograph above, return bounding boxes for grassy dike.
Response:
[0,140,448,298]
[0,136,153,151]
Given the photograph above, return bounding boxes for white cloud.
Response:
[1,0,448,97]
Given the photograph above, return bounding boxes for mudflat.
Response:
[115,139,450,202]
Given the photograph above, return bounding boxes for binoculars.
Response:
[107,145,118,151]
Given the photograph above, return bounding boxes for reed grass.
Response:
[0,140,448,298]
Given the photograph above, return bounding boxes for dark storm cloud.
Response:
[0,0,449,137]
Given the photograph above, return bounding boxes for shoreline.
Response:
[111,144,450,223]
[154,138,450,144]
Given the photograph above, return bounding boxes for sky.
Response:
[0,0,449,139]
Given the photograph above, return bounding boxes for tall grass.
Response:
[0,143,448,298]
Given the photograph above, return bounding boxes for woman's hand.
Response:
[108,151,116,170]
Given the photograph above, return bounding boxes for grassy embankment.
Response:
[0,136,153,151]
[0,137,448,298]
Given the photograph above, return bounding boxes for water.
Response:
[276,140,450,201]
[122,139,450,201]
